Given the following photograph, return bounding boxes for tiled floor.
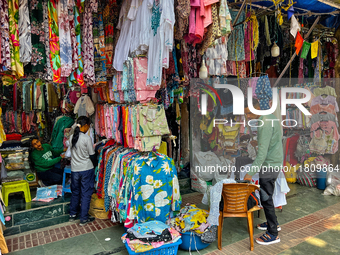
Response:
[6,184,340,255]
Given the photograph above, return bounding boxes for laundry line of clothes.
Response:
[94,103,170,152]
[94,140,181,227]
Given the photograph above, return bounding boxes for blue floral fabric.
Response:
[255,75,273,110]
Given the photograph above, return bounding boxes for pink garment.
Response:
[134,58,160,91]
[95,106,100,134]
[195,8,204,43]
[190,0,200,7]
[203,0,219,6]
[136,90,157,103]
[311,96,339,112]
[106,105,112,139]
[184,9,198,44]
[310,104,337,115]
[108,80,114,102]
[249,77,259,99]
[101,106,106,137]
[298,58,304,84]
[203,5,212,28]
[69,91,81,104]
[311,121,339,139]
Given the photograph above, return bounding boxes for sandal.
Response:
[257,222,281,231]
[256,231,280,245]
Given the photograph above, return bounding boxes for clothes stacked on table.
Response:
[167,205,217,244]
[121,221,181,253]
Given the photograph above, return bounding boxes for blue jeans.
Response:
[69,169,95,221]
[37,166,63,186]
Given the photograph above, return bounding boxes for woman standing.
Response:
[69,116,96,226]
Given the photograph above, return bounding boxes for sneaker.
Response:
[79,217,95,226]
[256,231,280,245]
[69,215,77,222]
[257,222,281,231]
[38,180,46,187]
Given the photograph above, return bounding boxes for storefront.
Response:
[0,0,340,253]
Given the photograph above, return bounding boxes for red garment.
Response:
[287,134,299,166]
[6,133,22,141]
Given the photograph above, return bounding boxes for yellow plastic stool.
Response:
[2,180,31,206]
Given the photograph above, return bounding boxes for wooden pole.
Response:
[233,0,248,27]
[273,16,321,87]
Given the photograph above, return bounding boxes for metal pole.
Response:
[273,16,321,87]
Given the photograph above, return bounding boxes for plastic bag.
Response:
[191,171,208,194]
[89,194,109,219]
[323,184,340,196]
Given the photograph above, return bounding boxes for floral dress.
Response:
[43,0,53,80]
[0,0,12,71]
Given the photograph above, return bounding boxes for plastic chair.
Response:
[62,166,72,196]
[218,183,261,251]
[2,180,31,206]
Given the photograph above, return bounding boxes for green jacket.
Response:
[31,144,64,172]
[51,116,74,151]
[248,114,284,176]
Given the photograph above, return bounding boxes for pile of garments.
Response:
[167,205,217,244]
[121,221,181,253]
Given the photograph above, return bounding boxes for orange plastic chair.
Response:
[218,183,261,251]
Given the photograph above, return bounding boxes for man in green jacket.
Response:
[244,99,283,246]
[30,138,65,186]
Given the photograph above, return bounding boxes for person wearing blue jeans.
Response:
[68,116,96,226]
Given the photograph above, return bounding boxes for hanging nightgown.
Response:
[0,0,11,71]
[18,0,32,64]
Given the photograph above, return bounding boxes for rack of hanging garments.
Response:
[94,103,170,152]
[94,140,181,227]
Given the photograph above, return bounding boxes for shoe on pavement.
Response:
[256,231,280,245]
[79,217,95,226]
[257,222,281,231]
[69,215,77,222]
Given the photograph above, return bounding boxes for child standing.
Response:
[68,116,96,226]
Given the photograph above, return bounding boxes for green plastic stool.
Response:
[2,180,31,207]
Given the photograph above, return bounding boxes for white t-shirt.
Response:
[69,133,95,172]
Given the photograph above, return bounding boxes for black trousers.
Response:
[259,172,279,236]
[37,166,63,186]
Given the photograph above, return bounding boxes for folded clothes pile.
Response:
[167,204,217,244]
[121,221,181,253]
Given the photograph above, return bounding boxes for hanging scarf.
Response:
[29,0,46,73]
[82,0,98,86]
[0,0,11,71]
[58,0,73,77]
[18,0,32,64]
[48,0,62,83]
[43,0,53,80]
[8,0,24,77]
[68,4,84,86]
[69,6,78,72]
[103,1,114,75]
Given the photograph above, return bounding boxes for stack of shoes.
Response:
[121,221,181,253]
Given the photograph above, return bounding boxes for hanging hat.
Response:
[271,42,280,57]
[288,6,294,20]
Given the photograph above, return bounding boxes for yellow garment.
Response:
[0,108,6,146]
[304,157,316,168]
[131,243,154,253]
[285,162,299,183]
[311,41,319,59]
[157,141,167,155]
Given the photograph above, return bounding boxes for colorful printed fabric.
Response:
[43,0,53,80]
[83,0,97,86]
[132,153,181,222]
[68,4,84,86]
[8,0,24,77]
[103,1,114,76]
[29,0,46,73]
[18,0,32,64]
[68,6,78,71]
[48,0,62,83]
[0,0,11,71]
[97,11,107,84]
[58,0,73,77]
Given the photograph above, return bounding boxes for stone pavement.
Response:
[6,184,340,255]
